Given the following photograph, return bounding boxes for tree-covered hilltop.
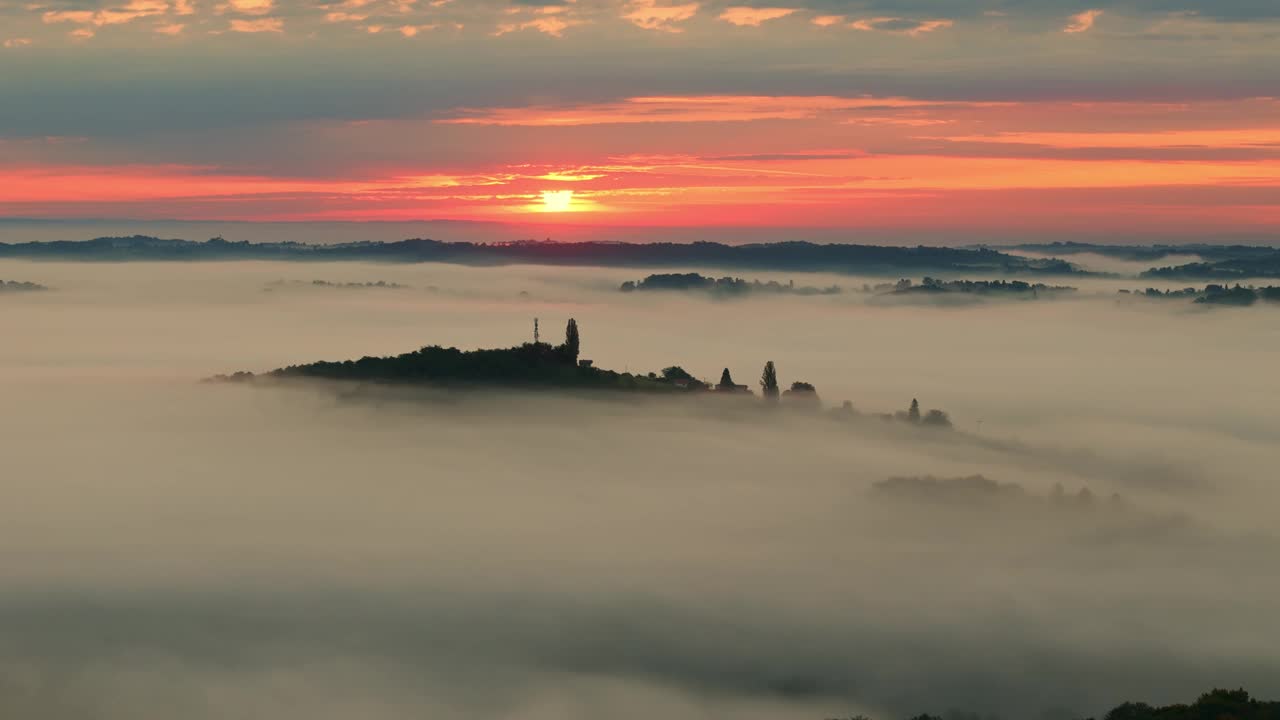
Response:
[0,279,48,293]
[841,688,1280,720]
[997,242,1280,280]
[1142,258,1280,280]
[1120,284,1280,306]
[1084,688,1280,720]
[1128,245,1280,280]
[0,235,1085,277]
[211,320,954,429]
[223,321,741,394]
[1010,241,1280,265]
[258,319,674,392]
[621,273,842,296]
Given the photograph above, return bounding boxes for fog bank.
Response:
[2,260,1278,719]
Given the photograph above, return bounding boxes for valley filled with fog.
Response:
[2,259,1278,720]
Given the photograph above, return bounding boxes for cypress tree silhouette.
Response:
[563,318,580,363]
[760,361,779,401]
[718,368,735,390]
[909,398,921,423]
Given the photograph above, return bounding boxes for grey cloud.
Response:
[1,41,1276,141]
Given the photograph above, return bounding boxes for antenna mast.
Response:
[534,317,540,344]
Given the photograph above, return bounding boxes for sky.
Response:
[2,0,1279,238]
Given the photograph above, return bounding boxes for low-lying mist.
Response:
[2,259,1278,720]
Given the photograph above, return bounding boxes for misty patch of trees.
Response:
[1120,284,1280,307]
[783,381,821,406]
[0,279,48,293]
[851,397,953,428]
[877,277,1077,299]
[872,474,1122,510]
[867,474,1197,543]
[828,688,1279,720]
[265,279,410,291]
[621,273,842,297]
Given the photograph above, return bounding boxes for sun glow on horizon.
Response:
[540,189,575,213]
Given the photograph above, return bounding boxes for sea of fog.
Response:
[2,259,1278,720]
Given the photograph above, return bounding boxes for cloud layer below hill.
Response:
[2,259,1278,719]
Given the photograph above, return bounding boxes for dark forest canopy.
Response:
[621,273,841,295]
[886,687,1280,720]
[1121,284,1280,306]
[217,321,688,393]
[0,235,1084,276]
[831,688,1280,720]
[1085,688,1280,720]
[265,341,673,392]
[886,277,1077,297]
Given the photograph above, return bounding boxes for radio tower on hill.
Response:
[534,318,540,344]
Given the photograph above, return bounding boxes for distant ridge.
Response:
[0,235,1084,276]
[1008,241,1280,278]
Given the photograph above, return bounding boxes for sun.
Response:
[540,189,574,213]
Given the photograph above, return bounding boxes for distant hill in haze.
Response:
[1010,241,1280,279]
[23,235,1280,279]
[0,235,1085,276]
[1122,283,1280,306]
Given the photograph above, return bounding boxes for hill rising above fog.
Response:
[0,235,1082,276]
[212,319,954,427]
[1010,241,1280,279]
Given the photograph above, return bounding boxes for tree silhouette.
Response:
[922,409,951,428]
[563,318,580,363]
[718,368,735,389]
[909,398,921,423]
[662,366,694,381]
[782,381,820,408]
[760,361,779,401]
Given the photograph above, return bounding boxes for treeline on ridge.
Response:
[0,235,1082,276]
[619,273,1077,299]
[841,687,1280,720]
[1121,283,1280,306]
[621,273,841,295]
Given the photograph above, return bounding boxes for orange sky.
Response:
[3,1,1279,236]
